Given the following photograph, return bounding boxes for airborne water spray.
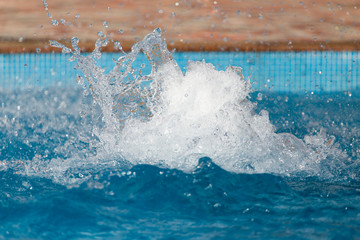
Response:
[48,28,345,179]
[1,3,359,239]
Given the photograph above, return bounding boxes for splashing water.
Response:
[45,28,346,182]
[2,27,360,240]
[2,6,360,237]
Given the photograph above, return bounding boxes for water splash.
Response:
[42,0,53,19]
[47,28,345,180]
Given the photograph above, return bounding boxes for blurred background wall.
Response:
[0,0,359,52]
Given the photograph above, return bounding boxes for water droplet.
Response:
[42,0,49,8]
[175,2,179,6]
[97,31,105,38]
[60,18,66,24]
[242,208,250,213]
[18,37,23,43]
[213,203,221,208]
[158,9,164,14]
[75,14,80,19]
[114,41,121,50]
[51,19,58,26]
[36,48,41,53]
[71,37,79,47]
[76,75,84,85]
[103,21,109,28]
[118,29,124,34]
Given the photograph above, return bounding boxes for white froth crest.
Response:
[47,28,344,177]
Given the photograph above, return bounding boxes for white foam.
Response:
[99,60,341,176]
[26,28,346,182]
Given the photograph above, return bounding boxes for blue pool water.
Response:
[1,30,360,239]
[1,88,360,239]
[1,51,360,93]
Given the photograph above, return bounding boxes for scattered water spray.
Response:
[47,28,345,179]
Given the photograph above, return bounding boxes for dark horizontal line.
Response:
[0,38,359,53]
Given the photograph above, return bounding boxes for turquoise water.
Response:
[1,30,360,238]
[1,88,359,239]
[1,51,359,93]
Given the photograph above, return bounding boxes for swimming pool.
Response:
[1,51,359,93]
[1,30,360,239]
